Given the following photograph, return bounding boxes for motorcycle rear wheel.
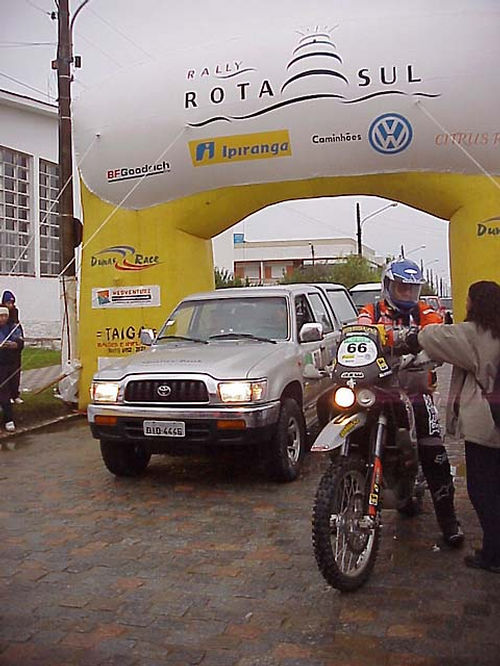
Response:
[312,455,380,592]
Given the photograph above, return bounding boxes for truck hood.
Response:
[94,341,288,381]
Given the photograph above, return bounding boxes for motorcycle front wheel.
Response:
[312,455,380,592]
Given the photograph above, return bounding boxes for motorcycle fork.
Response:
[367,413,387,518]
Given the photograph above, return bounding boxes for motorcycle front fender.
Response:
[311,411,368,452]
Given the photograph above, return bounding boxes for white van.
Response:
[349,282,382,312]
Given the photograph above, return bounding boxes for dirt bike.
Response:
[311,323,431,592]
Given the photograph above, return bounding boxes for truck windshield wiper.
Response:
[208,332,276,344]
[156,335,208,344]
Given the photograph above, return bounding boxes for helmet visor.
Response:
[390,281,421,306]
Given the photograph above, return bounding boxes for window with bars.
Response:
[39,159,60,276]
[0,146,34,275]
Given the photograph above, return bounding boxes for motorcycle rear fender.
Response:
[311,411,367,452]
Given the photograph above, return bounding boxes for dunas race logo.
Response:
[90,246,161,271]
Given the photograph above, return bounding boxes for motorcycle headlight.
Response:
[91,381,120,403]
[333,386,356,409]
[357,388,376,407]
[218,380,267,403]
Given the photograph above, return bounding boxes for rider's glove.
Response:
[394,327,421,355]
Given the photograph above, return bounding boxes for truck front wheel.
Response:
[100,440,151,477]
[267,398,306,482]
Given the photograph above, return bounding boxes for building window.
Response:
[39,159,60,276]
[270,263,287,279]
[0,146,34,275]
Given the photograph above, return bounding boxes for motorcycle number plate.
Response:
[143,420,185,437]
[337,336,378,367]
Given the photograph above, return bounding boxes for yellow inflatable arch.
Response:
[74,0,500,407]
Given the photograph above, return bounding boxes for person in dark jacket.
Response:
[1,290,23,404]
[417,281,500,573]
[0,306,24,431]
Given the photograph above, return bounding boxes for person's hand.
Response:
[393,327,421,355]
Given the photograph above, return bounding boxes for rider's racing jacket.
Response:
[358,299,442,395]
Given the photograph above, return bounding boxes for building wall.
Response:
[0,92,62,340]
[232,236,378,284]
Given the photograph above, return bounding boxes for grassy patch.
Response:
[12,387,77,431]
[22,347,61,370]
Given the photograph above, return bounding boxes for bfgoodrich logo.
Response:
[189,130,291,166]
[368,113,413,154]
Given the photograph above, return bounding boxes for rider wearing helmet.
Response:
[358,258,464,548]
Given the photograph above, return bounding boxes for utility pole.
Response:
[356,203,362,255]
[51,0,87,399]
[55,0,76,277]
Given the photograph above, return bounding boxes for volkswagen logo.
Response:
[157,384,172,397]
[368,113,413,154]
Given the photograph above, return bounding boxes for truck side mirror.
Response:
[140,328,155,346]
[299,322,323,342]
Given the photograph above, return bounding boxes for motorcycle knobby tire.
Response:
[312,455,380,592]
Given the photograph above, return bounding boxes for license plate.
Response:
[143,420,185,437]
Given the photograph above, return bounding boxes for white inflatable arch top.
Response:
[74,0,500,210]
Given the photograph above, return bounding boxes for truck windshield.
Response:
[350,290,381,312]
[157,296,289,342]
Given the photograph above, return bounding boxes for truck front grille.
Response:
[124,379,209,403]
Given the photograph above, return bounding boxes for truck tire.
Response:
[267,398,306,482]
[100,440,151,477]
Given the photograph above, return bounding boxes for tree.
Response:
[214,267,244,289]
[280,255,382,289]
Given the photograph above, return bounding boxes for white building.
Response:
[221,233,379,285]
[0,88,64,342]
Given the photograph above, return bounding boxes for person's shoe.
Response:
[442,522,465,548]
[464,550,500,573]
[4,421,15,432]
[13,397,23,404]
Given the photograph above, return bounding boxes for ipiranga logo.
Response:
[189,130,291,166]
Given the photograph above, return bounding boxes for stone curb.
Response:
[0,411,85,441]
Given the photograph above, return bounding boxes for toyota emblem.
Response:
[157,384,172,397]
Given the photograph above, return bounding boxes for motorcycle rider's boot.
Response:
[432,492,464,547]
[418,440,465,548]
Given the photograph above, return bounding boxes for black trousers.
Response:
[465,441,500,567]
[1,400,13,424]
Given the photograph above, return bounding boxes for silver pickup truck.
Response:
[88,283,357,482]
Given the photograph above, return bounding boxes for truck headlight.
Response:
[91,381,120,403]
[218,380,267,403]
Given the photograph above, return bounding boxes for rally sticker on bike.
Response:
[337,336,378,367]
[339,418,360,438]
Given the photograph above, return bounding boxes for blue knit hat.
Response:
[1,290,15,304]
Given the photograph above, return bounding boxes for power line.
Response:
[23,0,52,16]
[73,29,122,67]
[87,7,154,59]
[0,42,56,48]
[0,71,56,99]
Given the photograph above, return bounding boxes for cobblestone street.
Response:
[1,369,500,665]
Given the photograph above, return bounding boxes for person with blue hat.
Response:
[1,290,24,405]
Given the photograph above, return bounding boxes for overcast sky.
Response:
[1,0,451,285]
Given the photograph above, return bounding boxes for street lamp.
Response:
[403,244,426,258]
[356,202,398,255]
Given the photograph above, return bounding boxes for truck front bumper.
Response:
[87,401,281,449]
